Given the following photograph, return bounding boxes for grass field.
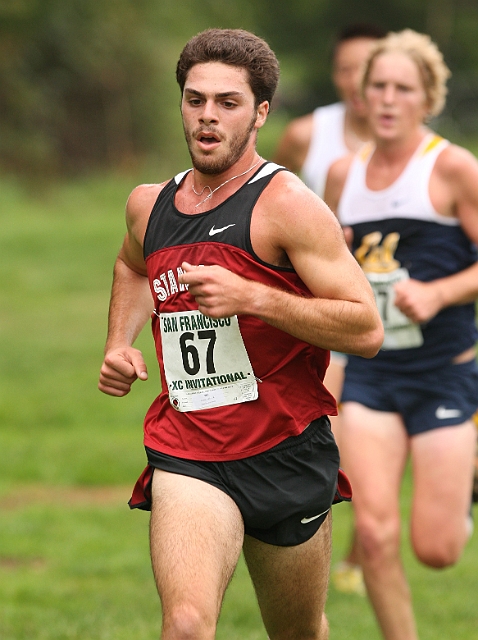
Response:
[1,173,477,639]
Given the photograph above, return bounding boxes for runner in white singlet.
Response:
[325,30,478,640]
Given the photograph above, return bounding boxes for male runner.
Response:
[99,28,383,640]
[326,29,478,640]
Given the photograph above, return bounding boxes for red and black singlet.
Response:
[142,162,336,461]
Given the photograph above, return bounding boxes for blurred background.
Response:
[1,2,478,639]
[2,0,478,180]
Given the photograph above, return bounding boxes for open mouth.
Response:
[378,113,395,126]
[197,132,220,146]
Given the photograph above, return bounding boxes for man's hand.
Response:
[179,261,253,318]
[393,278,444,324]
[98,347,148,397]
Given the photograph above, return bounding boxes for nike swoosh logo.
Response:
[435,406,463,420]
[300,508,330,524]
[209,224,236,236]
[391,198,409,208]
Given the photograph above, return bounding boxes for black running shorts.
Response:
[131,416,348,547]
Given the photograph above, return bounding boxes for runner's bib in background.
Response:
[367,268,424,350]
[160,310,258,412]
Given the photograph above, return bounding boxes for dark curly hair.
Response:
[176,29,280,108]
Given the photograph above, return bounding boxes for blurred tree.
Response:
[0,0,477,177]
[0,0,256,176]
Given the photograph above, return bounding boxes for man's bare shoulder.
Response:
[273,113,314,170]
[122,181,170,254]
[126,182,168,221]
[431,143,478,238]
[323,153,354,212]
[283,112,314,144]
[265,168,319,202]
[329,152,354,182]
[254,168,352,272]
[261,169,340,233]
[434,143,478,181]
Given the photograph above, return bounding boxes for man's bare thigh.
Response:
[243,513,332,639]
[150,470,244,615]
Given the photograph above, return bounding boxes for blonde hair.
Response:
[362,29,451,118]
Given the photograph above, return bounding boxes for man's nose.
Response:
[200,100,219,124]
[382,84,395,104]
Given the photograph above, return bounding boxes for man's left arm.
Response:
[394,145,478,323]
[179,176,383,358]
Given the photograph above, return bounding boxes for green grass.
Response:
[0,173,477,638]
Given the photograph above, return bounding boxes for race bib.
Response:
[367,268,424,350]
[160,310,258,412]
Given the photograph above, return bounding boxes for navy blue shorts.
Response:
[129,417,351,547]
[341,358,478,436]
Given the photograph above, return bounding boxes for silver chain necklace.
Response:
[191,158,262,208]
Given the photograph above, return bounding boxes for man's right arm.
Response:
[98,184,162,397]
[272,113,313,174]
[323,154,352,214]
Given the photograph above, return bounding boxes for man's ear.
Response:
[255,101,270,129]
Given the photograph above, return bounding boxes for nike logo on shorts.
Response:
[300,508,330,524]
[209,224,236,236]
[435,406,462,420]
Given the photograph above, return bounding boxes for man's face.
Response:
[364,51,429,142]
[181,62,268,174]
[332,37,378,117]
